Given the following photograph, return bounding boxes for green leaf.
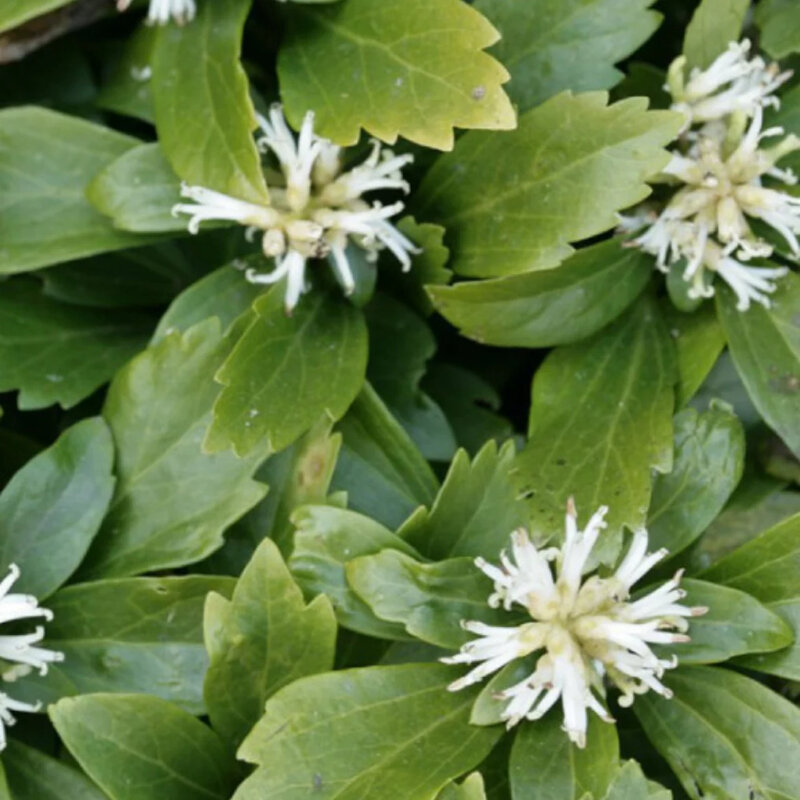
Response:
[634,666,800,800]
[393,217,452,316]
[278,0,515,150]
[0,418,113,599]
[717,275,800,458]
[683,0,749,70]
[473,0,661,112]
[0,1,74,35]
[603,762,653,800]
[663,303,725,406]
[665,578,792,664]
[509,712,619,800]
[428,238,652,347]
[290,504,418,639]
[0,107,152,273]
[151,0,268,204]
[87,143,184,233]
[96,26,156,123]
[437,774,487,800]
[417,93,681,277]
[365,294,456,461]
[207,286,367,457]
[347,551,509,648]
[10,576,233,714]
[647,405,744,558]
[4,740,108,800]
[235,664,502,800]
[0,281,150,410]
[204,539,336,749]
[701,512,800,679]
[333,384,439,530]
[399,441,526,561]
[51,694,236,800]
[79,319,268,578]
[515,299,676,562]
[756,0,800,60]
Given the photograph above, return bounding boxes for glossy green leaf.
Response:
[0,107,150,273]
[634,666,800,800]
[417,93,681,277]
[0,417,114,599]
[664,578,792,664]
[399,441,526,561]
[290,504,418,639]
[79,319,268,578]
[437,774,486,800]
[0,0,74,35]
[393,217,452,316]
[278,0,515,150]
[683,0,749,69]
[0,281,150,410]
[11,576,233,714]
[509,712,619,800]
[473,0,661,112]
[151,0,268,204]
[428,238,652,347]
[647,405,744,557]
[51,694,236,800]
[87,143,184,233]
[207,286,367,457]
[204,539,336,749]
[347,551,509,648]
[756,0,800,59]
[235,664,502,800]
[701,512,800,679]
[4,740,108,800]
[333,384,439,530]
[515,299,676,562]
[717,275,800,458]
[96,26,156,123]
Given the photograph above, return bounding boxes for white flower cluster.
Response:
[627,40,797,311]
[0,565,63,750]
[443,500,705,749]
[116,0,196,26]
[173,106,419,312]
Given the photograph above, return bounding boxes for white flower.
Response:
[173,105,419,312]
[0,564,63,751]
[667,40,792,125]
[442,500,705,749]
[117,0,196,25]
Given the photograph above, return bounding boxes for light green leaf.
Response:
[0,418,113,599]
[428,238,652,347]
[51,694,236,800]
[664,578,792,664]
[0,1,74,35]
[647,405,744,557]
[509,712,619,800]
[701,512,800,679]
[634,666,800,800]
[473,0,661,112]
[399,441,526,561]
[278,0,515,150]
[96,25,156,123]
[87,143,184,233]
[717,274,800,457]
[756,0,800,60]
[290,504,418,639]
[79,319,268,578]
[347,551,509,648]
[10,576,233,714]
[333,384,439,530]
[0,107,151,273]
[437,774,486,800]
[204,539,336,749]
[207,286,367,457]
[0,281,150,410]
[393,217,452,316]
[603,762,652,800]
[4,740,108,800]
[235,664,502,800]
[151,0,268,204]
[514,299,676,563]
[417,92,681,277]
[683,0,749,70]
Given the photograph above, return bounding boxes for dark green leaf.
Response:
[683,0,749,70]
[96,26,156,123]
[394,217,452,316]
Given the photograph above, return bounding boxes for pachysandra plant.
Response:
[443,500,705,748]
[173,105,419,312]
